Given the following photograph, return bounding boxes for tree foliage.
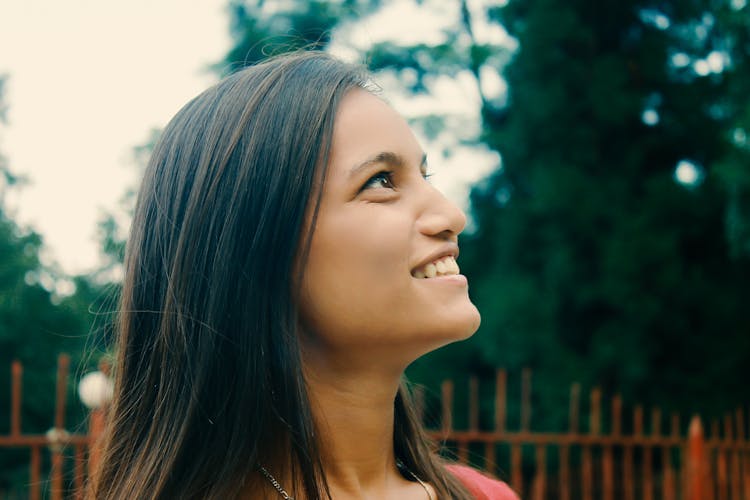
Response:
[0,78,109,494]
[459,0,750,430]
[220,0,384,75]
[220,0,750,428]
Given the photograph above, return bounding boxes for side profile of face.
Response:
[298,89,481,368]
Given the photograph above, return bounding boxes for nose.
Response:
[415,182,467,239]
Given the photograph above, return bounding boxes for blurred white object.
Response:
[46,427,70,452]
[78,371,114,409]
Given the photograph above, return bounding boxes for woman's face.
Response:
[299,89,480,364]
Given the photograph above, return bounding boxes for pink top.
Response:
[446,464,520,500]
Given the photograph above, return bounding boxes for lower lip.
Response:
[413,274,468,285]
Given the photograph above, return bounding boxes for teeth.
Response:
[450,258,460,274]
[435,260,447,274]
[424,263,437,279]
[412,256,460,279]
[446,258,457,274]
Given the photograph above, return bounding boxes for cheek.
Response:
[298,212,412,342]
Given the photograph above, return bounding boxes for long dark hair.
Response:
[91,51,473,500]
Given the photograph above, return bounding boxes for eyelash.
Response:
[361,170,433,191]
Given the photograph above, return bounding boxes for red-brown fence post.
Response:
[510,369,532,497]
[582,388,599,500]
[458,377,479,464]
[738,407,750,500]
[73,444,85,500]
[531,444,546,500]
[50,353,70,500]
[602,395,620,500]
[560,383,579,500]
[661,411,677,500]
[687,415,709,500]
[643,408,656,500]
[11,361,22,436]
[30,445,41,500]
[88,407,106,482]
[495,369,507,436]
[627,406,644,500]
[729,411,741,500]
[80,357,113,492]
[486,369,507,476]
[441,379,453,437]
[521,368,532,433]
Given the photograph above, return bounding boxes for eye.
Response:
[362,170,395,191]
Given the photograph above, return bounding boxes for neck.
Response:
[302,345,406,497]
[248,342,434,500]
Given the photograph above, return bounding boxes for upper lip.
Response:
[411,243,460,273]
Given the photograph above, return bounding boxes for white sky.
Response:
[0,0,230,275]
[0,0,506,277]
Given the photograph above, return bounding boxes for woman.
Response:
[91,51,518,499]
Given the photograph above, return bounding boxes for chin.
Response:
[425,305,481,345]
[455,307,482,340]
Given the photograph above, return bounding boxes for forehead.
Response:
[328,89,423,175]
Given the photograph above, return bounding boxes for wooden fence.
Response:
[2,357,749,499]
[420,368,750,500]
[0,354,102,500]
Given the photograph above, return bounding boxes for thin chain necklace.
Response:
[258,466,295,500]
[257,461,434,500]
[397,460,435,500]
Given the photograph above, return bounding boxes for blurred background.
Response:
[1,0,749,497]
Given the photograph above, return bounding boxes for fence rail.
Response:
[3,357,749,499]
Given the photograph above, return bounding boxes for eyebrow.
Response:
[349,151,428,178]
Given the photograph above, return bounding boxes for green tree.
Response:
[0,78,107,495]
[461,0,750,426]
[220,0,383,75]
[714,2,750,259]
[219,0,750,429]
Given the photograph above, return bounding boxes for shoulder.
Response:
[445,464,520,500]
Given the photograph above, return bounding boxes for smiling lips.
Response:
[412,256,460,279]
